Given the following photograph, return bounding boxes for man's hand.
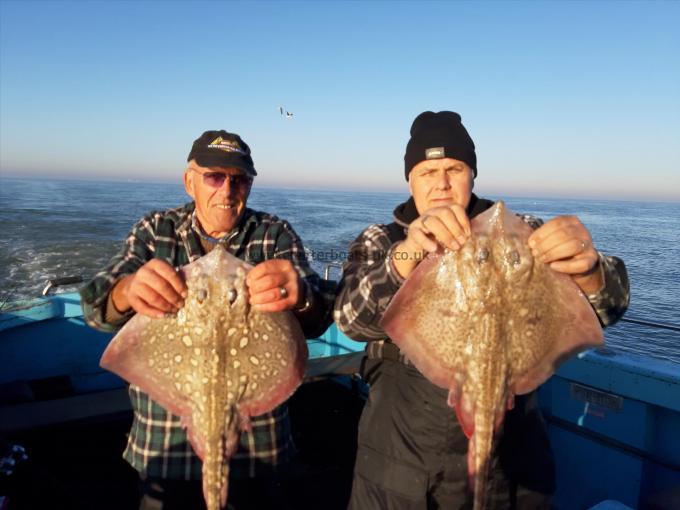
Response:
[528,215,604,294]
[246,259,304,313]
[111,259,187,319]
[393,204,471,279]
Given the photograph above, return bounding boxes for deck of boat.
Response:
[1,379,364,510]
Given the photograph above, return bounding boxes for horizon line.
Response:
[1,173,678,204]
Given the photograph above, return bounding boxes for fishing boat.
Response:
[1,280,678,510]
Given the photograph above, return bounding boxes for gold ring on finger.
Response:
[421,215,430,232]
[279,286,288,299]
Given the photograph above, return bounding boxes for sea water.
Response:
[1,177,678,365]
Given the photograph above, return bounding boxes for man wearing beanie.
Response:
[334,111,630,509]
[81,129,335,510]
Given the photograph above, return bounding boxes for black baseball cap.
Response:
[187,130,257,176]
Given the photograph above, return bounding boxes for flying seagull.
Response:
[278,106,294,118]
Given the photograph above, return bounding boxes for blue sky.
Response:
[1,1,678,200]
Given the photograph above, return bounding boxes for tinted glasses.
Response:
[190,168,253,190]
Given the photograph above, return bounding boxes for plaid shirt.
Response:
[334,212,630,344]
[81,202,334,480]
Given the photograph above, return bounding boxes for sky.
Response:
[0,0,678,201]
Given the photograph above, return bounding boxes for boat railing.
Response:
[619,317,680,333]
[25,275,680,334]
[41,276,84,296]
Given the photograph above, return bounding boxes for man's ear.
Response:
[184,168,195,199]
[407,174,414,196]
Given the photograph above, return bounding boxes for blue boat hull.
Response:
[1,292,678,509]
[539,349,680,509]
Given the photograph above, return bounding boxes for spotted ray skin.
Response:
[380,202,603,510]
[100,246,307,510]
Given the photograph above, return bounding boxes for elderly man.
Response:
[334,111,630,510]
[80,130,334,510]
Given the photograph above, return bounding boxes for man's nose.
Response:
[217,177,236,193]
[435,170,451,189]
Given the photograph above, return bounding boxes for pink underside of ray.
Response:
[450,389,513,439]
[99,248,307,465]
[100,321,192,418]
[101,318,306,461]
[238,344,308,418]
[380,202,604,436]
[380,254,457,390]
[509,268,604,395]
[100,321,208,456]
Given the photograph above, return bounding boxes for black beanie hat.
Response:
[404,111,477,180]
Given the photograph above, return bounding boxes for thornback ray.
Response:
[380,201,603,510]
[99,246,308,510]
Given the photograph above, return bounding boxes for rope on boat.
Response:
[619,317,680,333]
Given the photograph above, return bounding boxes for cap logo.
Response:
[207,137,246,155]
[425,147,445,159]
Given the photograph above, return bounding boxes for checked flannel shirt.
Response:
[81,202,335,480]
